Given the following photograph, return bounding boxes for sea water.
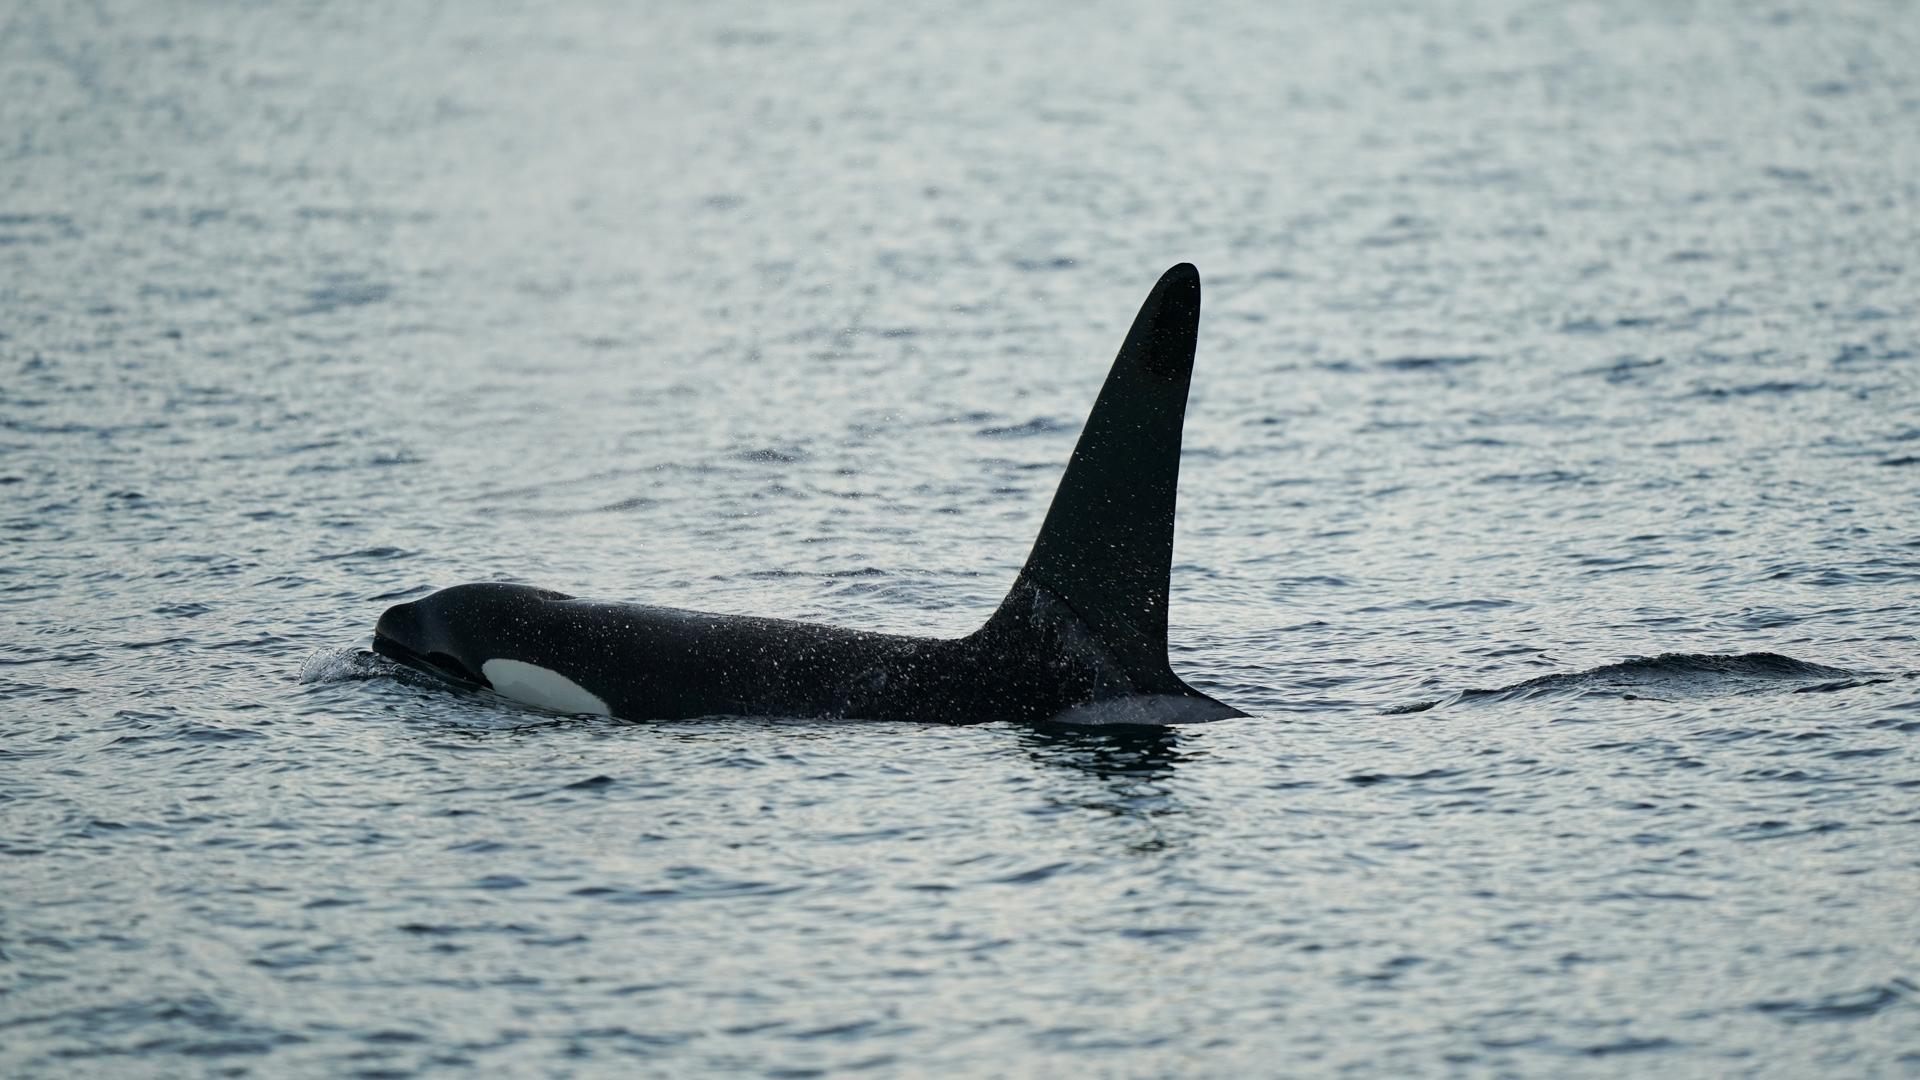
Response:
[3,1,1917,1075]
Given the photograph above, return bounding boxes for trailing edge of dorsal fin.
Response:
[982,264,1205,693]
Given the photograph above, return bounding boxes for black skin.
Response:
[372,264,1243,725]
[373,578,1235,724]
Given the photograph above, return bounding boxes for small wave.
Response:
[314,546,415,563]
[1009,255,1076,272]
[294,278,391,316]
[1689,380,1825,400]
[1387,652,1859,713]
[730,445,808,465]
[978,416,1067,438]
[1377,354,1486,371]
[1751,978,1917,1024]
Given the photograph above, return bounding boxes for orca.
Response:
[373,264,1243,725]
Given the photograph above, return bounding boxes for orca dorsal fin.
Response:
[985,264,1204,690]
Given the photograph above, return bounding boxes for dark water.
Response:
[5,1,1919,1075]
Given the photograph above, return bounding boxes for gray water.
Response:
[4,1,1919,1075]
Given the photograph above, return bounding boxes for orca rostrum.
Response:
[373,264,1243,725]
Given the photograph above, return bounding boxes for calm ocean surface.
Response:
[4,1,1918,1075]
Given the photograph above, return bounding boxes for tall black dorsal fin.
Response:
[987,264,1203,687]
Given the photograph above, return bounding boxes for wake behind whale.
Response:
[372,265,1243,726]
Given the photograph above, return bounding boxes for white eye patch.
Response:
[481,658,611,716]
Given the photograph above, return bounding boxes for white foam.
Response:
[481,658,611,716]
[297,647,386,684]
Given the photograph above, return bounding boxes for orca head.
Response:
[373,582,570,689]
[374,583,618,716]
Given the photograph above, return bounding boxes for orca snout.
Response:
[372,594,492,688]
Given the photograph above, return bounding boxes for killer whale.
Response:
[373,263,1243,725]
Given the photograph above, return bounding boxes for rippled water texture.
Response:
[4,1,1919,1075]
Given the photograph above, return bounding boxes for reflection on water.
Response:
[1021,725,1191,844]
[1022,724,1186,782]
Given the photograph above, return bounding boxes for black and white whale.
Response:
[373,263,1242,725]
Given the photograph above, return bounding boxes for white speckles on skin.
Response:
[480,658,611,716]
